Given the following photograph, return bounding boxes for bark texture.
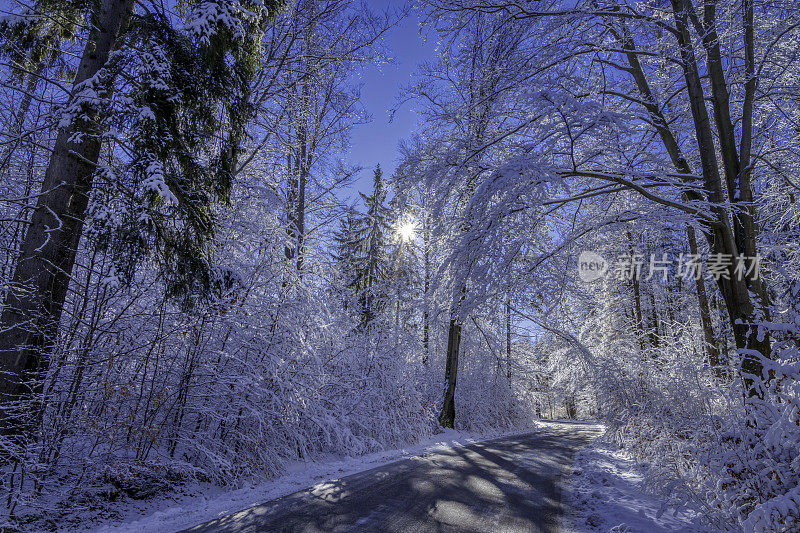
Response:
[438,317,461,428]
[0,0,135,437]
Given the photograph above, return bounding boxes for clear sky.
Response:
[344,0,435,196]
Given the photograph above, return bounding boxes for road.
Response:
[184,422,602,533]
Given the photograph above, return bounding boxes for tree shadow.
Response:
[184,425,602,533]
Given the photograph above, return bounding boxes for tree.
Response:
[407,9,534,427]
[420,0,800,397]
[269,0,389,274]
[0,0,281,439]
[349,165,392,326]
[332,206,361,313]
[0,0,136,440]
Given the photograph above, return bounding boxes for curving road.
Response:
[184,422,602,533]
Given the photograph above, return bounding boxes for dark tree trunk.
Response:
[687,226,721,373]
[438,317,461,429]
[505,293,512,380]
[0,0,135,439]
[612,4,771,395]
[648,289,660,348]
[285,75,310,274]
[670,0,770,394]
[625,234,646,347]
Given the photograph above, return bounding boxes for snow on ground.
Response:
[80,426,538,533]
[562,437,710,533]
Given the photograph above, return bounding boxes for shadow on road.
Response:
[184,422,603,533]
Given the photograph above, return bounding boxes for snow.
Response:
[82,426,538,533]
[562,438,710,533]
[79,424,712,533]
[141,161,178,205]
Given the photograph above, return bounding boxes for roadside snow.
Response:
[562,438,710,533]
[81,426,538,533]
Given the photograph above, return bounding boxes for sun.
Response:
[396,218,417,242]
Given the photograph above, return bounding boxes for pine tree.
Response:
[349,165,392,326]
[0,0,283,440]
[332,206,360,313]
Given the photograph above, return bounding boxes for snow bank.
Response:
[562,438,709,533]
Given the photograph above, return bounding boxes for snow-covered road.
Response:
[183,422,603,533]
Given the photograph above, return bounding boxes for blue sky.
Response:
[344,0,435,196]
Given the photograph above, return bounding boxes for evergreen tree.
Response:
[0,0,283,439]
[349,165,391,326]
[332,206,360,313]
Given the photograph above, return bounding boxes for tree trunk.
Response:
[648,288,661,348]
[625,234,646,347]
[0,0,135,439]
[438,317,461,429]
[611,4,770,395]
[670,0,769,394]
[422,218,430,365]
[687,226,721,373]
[285,74,309,274]
[505,293,512,380]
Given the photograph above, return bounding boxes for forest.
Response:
[0,0,798,531]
